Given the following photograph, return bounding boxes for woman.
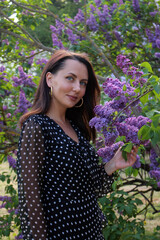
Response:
[17,50,138,240]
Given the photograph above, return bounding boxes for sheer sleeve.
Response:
[95,164,114,198]
[17,119,48,240]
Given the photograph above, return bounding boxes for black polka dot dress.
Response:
[17,114,114,240]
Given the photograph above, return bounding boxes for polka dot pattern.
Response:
[17,114,114,239]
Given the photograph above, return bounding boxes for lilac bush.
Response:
[0,0,160,238]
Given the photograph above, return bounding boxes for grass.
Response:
[0,162,160,239]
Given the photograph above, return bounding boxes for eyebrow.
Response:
[67,72,88,82]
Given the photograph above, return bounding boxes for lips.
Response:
[67,95,78,101]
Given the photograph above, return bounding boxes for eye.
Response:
[66,76,74,81]
[80,81,87,86]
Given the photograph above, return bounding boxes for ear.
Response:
[46,72,54,88]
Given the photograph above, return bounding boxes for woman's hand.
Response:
[104,145,138,175]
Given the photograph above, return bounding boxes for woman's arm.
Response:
[17,120,47,239]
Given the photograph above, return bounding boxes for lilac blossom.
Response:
[2,105,8,110]
[36,58,48,69]
[89,116,109,132]
[95,0,101,8]
[156,39,160,49]
[149,170,160,181]
[96,5,111,25]
[0,66,9,82]
[12,66,36,87]
[97,141,124,163]
[155,52,160,58]
[132,155,141,168]
[15,233,23,240]
[74,9,85,23]
[2,39,9,45]
[55,20,64,36]
[117,54,133,70]
[65,29,79,44]
[50,25,58,34]
[119,0,124,5]
[6,113,11,118]
[116,122,140,145]
[132,0,140,12]
[27,50,35,66]
[15,41,19,50]
[51,33,64,49]
[104,31,112,42]
[150,149,159,169]
[103,127,119,146]
[145,27,160,48]
[127,42,136,49]
[125,116,151,129]
[96,136,104,149]
[0,196,12,202]
[109,3,117,15]
[149,11,159,17]
[157,182,160,188]
[116,55,147,87]
[114,31,123,44]
[86,14,99,32]
[7,155,16,169]
[90,4,96,13]
[15,90,32,114]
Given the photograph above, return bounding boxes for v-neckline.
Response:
[44,114,80,145]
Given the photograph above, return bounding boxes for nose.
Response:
[73,81,80,92]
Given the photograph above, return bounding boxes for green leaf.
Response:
[122,150,128,161]
[140,62,153,73]
[153,84,160,94]
[123,84,127,91]
[140,93,149,105]
[138,125,150,141]
[123,142,133,153]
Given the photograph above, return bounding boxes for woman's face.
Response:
[46,59,88,110]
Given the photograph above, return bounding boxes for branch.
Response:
[1,29,54,52]
[0,144,18,154]
[0,10,41,44]
[9,0,120,78]
[0,124,20,136]
[114,87,153,122]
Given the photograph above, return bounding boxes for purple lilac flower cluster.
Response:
[65,29,79,44]
[12,66,36,88]
[145,24,160,58]
[114,31,123,44]
[132,0,140,12]
[86,14,99,32]
[50,25,64,49]
[0,66,9,82]
[89,54,152,164]
[36,58,48,69]
[7,155,16,169]
[15,233,23,240]
[132,155,141,168]
[117,54,147,87]
[96,4,111,26]
[149,170,160,181]
[150,148,159,170]
[15,90,32,114]
[97,142,124,163]
[0,196,12,209]
[27,50,35,66]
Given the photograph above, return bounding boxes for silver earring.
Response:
[75,98,83,108]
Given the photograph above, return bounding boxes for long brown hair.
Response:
[20,49,100,142]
